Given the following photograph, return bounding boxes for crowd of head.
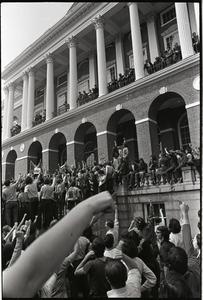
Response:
[2,141,200,229]
[2,185,200,298]
[2,141,200,298]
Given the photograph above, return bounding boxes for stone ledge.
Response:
[117,181,200,196]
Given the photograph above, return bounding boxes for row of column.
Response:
[2,2,199,141]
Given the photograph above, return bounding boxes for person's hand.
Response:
[112,249,123,260]
[180,202,189,214]
[16,231,25,240]
[89,191,114,215]
[14,222,18,230]
[130,220,134,226]
[20,225,27,232]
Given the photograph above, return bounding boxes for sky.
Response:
[1,2,74,70]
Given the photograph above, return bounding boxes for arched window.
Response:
[178,113,191,150]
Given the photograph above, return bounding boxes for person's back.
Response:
[167,246,200,298]
[41,183,55,199]
[88,256,111,297]
[3,183,17,202]
[105,259,141,298]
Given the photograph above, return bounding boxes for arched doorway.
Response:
[5,150,17,180]
[49,133,67,173]
[74,122,98,168]
[149,92,190,154]
[107,109,138,163]
[28,141,42,173]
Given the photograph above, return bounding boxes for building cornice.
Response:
[2,2,95,80]
[2,54,199,149]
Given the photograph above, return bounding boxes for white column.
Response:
[115,33,125,77]
[146,13,159,64]
[2,86,9,140]
[66,67,70,106]
[128,2,144,80]
[88,51,97,90]
[194,2,199,36]
[92,15,107,97]
[45,53,55,120]
[21,71,28,131]
[7,83,15,138]
[27,67,35,129]
[66,36,78,109]
[175,3,194,59]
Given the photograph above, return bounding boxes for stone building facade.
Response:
[1,2,200,236]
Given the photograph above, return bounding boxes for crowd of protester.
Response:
[2,137,200,298]
[2,141,200,229]
[2,187,200,298]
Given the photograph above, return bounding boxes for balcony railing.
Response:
[52,103,69,117]
[76,49,186,107]
[11,124,21,136]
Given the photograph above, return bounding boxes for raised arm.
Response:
[3,225,16,243]
[114,204,118,223]
[159,208,165,226]
[17,214,27,230]
[180,202,194,257]
[3,191,114,298]
[8,231,24,267]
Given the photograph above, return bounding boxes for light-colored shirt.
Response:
[24,182,38,199]
[107,269,141,298]
[169,231,184,248]
[40,185,55,200]
[123,257,157,293]
[2,184,18,203]
[104,248,122,259]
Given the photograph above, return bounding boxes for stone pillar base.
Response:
[181,166,196,183]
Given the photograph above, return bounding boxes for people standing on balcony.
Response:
[2,175,22,227]
[189,143,200,176]
[153,56,163,72]
[164,148,178,184]
[192,32,200,53]
[156,151,169,185]
[144,59,154,75]
[92,84,98,98]
[105,161,115,194]
[165,45,174,66]
[128,159,140,189]
[173,42,182,62]
[138,158,149,187]
[148,155,158,186]
[185,148,195,166]
[118,73,125,87]
[173,150,188,183]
